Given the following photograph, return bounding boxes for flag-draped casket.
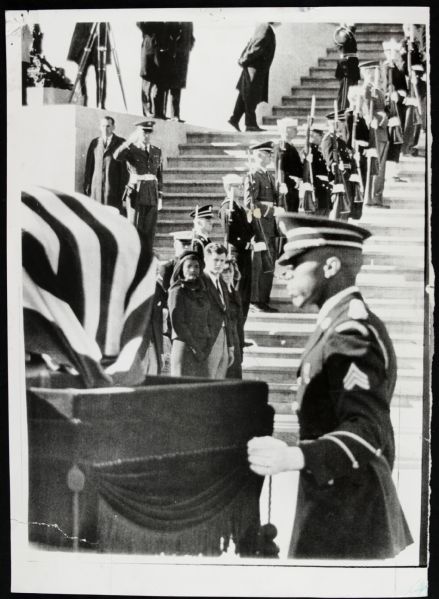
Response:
[23,187,274,555]
[22,186,157,386]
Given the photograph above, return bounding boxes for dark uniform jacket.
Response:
[219,199,253,254]
[67,23,111,65]
[192,233,211,263]
[83,134,128,210]
[159,22,195,89]
[201,273,234,353]
[303,143,331,213]
[334,26,360,83]
[274,141,303,211]
[289,288,413,559]
[113,142,163,206]
[236,23,276,109]
[244,168,279,242]
[321,133,354,181]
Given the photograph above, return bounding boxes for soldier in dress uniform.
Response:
[190,204,214,263]
[273,117,303,213]
[321,111,355,219]
[359,60,390,208]
[219,174,254,320]
[244,141,285,313]
[248,214,413,560]
[113,120,163,252]
[301,127,331,217]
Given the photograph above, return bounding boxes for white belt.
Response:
[131,174,157,183]
[260,201,274,206]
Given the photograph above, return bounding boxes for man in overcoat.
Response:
[248,214,413,560]
[67,22,111,107]
[333,23,360,111]
[113,120,163,252]
[228,22,279,132]
[137,22,164,117]
[83,116,128,212]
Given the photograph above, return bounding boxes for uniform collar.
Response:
[317,285,360,325]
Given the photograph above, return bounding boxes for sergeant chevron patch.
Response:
[343,363,370,391]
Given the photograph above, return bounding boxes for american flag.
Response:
[22,186,157,387]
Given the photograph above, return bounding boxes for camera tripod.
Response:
[69,22,127,110]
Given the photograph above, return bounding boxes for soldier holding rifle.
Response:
[321,107,353,221]
[244,141,285,313]
[219,174,254,320]
[273,117,303,213]
[302,127,331,217]
[359,61,390,208]
[300,96,318,215]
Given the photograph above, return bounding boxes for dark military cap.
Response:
[277,214,371,265]
[359,59,380,69]
[325,111,347,121]
[134,120,155,131]
[189,204,214,219]
[311,127,324,135]
[250,140,275,153]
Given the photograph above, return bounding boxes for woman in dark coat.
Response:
[222,259,244,379]
[169,251,212,377]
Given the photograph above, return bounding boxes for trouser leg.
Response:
[170,88,181,118]
[231,93,245,124]
[141,79,153,116]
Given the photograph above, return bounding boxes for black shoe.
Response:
[393,176,408,183]
[411,148,419,157]
[243,340,254,348]
[245,126,266,132]
[249,303,264,313]
[262,304,278,313]
[228,118,241,132]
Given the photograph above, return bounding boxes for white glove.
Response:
[300,182,314,192]
[306,152,313,164]
[390,90,399,102]
[279,183,288,195]
[274,206,286,217]
[158,196,163,211]
[253,241,267,252]
[370,117,378,130]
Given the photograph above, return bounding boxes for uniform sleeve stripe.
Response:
[329,431,381,457]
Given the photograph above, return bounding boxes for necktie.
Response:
[215,279,225,307]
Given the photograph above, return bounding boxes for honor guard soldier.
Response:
[244,141,285,313]
[321,111,354,220]
[382,40,407,178]
[219,173,254,320]
[302,127,331,217]
[274,117,303,213]
[113,120,163,251]
[248,214,413,560]
[190,204,214,262]
[359,60,390,208]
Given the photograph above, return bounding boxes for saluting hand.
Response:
[247,436,305,476]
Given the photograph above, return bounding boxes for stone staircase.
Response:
[157,23,426,474]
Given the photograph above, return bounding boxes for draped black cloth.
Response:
[28,376,274,555]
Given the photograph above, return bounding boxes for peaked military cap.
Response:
[169,230,193,244]
[359,59,380,69]
[189,204,214,219]
[277,214,372,265]
[311,127,324,135]
[134,120,155,131]
[250,140,275,152]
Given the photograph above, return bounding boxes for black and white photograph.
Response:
[6,6,431,597]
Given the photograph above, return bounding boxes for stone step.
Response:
[243,359,421,384]
[299,77,340,88]
[179,139,302,155]
[285,89,337,100]
[245,343,422,369]
[354,24,403,33]
[325,47,383,59]
[309,67,343,78]
[186,130,278,144]
[271,105,334,117]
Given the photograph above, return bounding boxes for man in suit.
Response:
[244,141,285,312]
[190,204,214,262]
[113,120,163,252]
[219,174,254,320]
[248,214,413,560]
[67,22,111,107]
[202,243,235,379]
[228,22,280,132]
[137,22,163,117]
[83,116,128,212]
[274,117,303,213]
[333,23,360,111]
